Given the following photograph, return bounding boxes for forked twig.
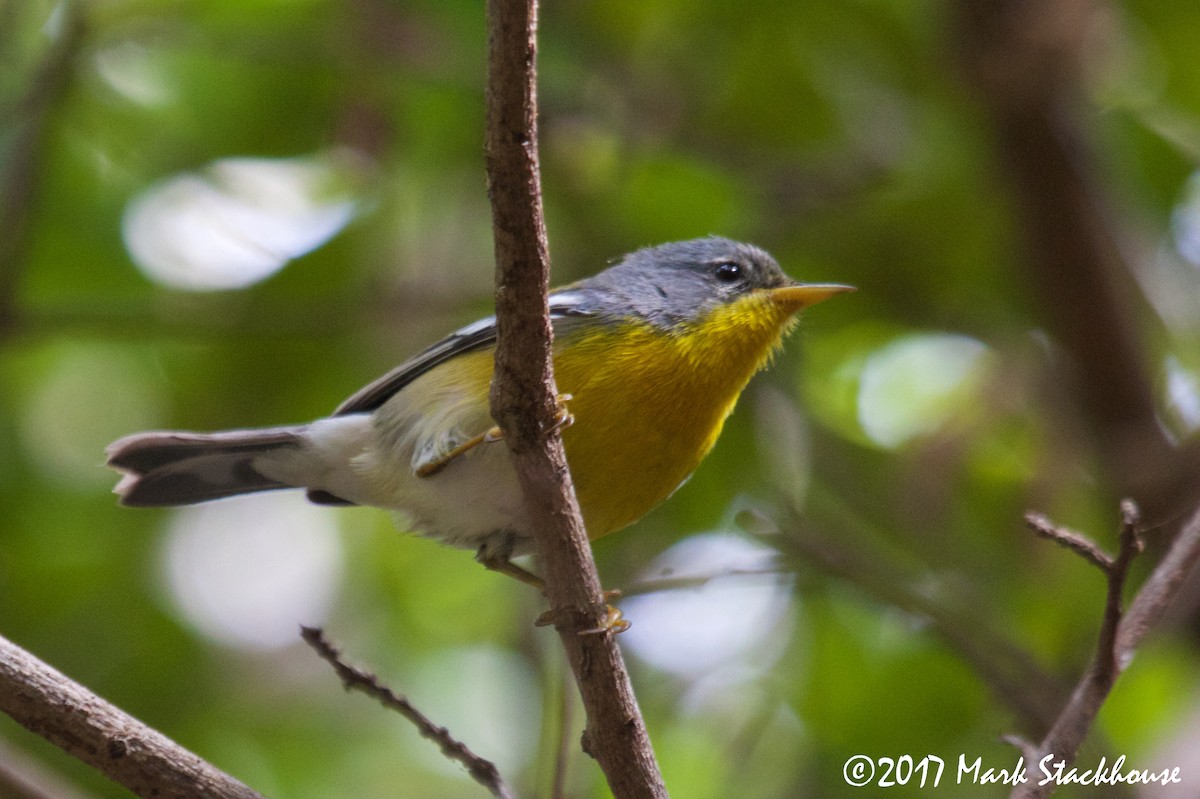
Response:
[1006,500,1200,799]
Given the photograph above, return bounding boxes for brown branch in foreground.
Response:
[0,632,264,799]
[299,627,514,799]
[1008,501,1200,799]
[482,1,666,798]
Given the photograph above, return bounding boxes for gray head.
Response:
[567,237,798,328]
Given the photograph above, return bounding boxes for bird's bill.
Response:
[767,283,856,311]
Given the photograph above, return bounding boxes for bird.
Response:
[107,237,852,591]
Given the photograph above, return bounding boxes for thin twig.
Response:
[1095,501,1144,682]
[299,627,514,799]
[0,633,264,799]
[1022,502,1144,689]
[620,566,789,598]
[999,734,1039,766]
[1023,513,1113,571]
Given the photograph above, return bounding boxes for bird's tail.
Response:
[106,427,309,507]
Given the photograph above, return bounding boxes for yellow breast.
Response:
[396,291,800,541]
[553,292,799,538]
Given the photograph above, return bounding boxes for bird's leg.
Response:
[533,588,629,635]
[563,591,630,635]
[476,536,628,634]
[550,393,575,432]
[476,546,546,590]
[415,394,574,478]
[471,398,627,633]
[415,427,502,478]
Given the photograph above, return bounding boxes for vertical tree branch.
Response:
[482,0,667,796]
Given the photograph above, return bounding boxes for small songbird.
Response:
[107,237,852,587]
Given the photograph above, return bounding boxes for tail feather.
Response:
[106,428,307,507]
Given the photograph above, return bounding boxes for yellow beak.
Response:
[767,283,856,311]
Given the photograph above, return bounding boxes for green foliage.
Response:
[3,0,1200,797]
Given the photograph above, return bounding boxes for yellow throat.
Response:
[554,289,806,539]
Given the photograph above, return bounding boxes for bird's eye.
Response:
[713,261,743,283]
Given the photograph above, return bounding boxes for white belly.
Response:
[254,394,536,555]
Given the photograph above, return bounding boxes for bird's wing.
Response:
[333,291,594,416]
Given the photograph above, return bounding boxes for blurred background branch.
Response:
[0,0,83,335]
[762,501,1073,738]
[952,0,1200,520]
[0,737,97,799]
